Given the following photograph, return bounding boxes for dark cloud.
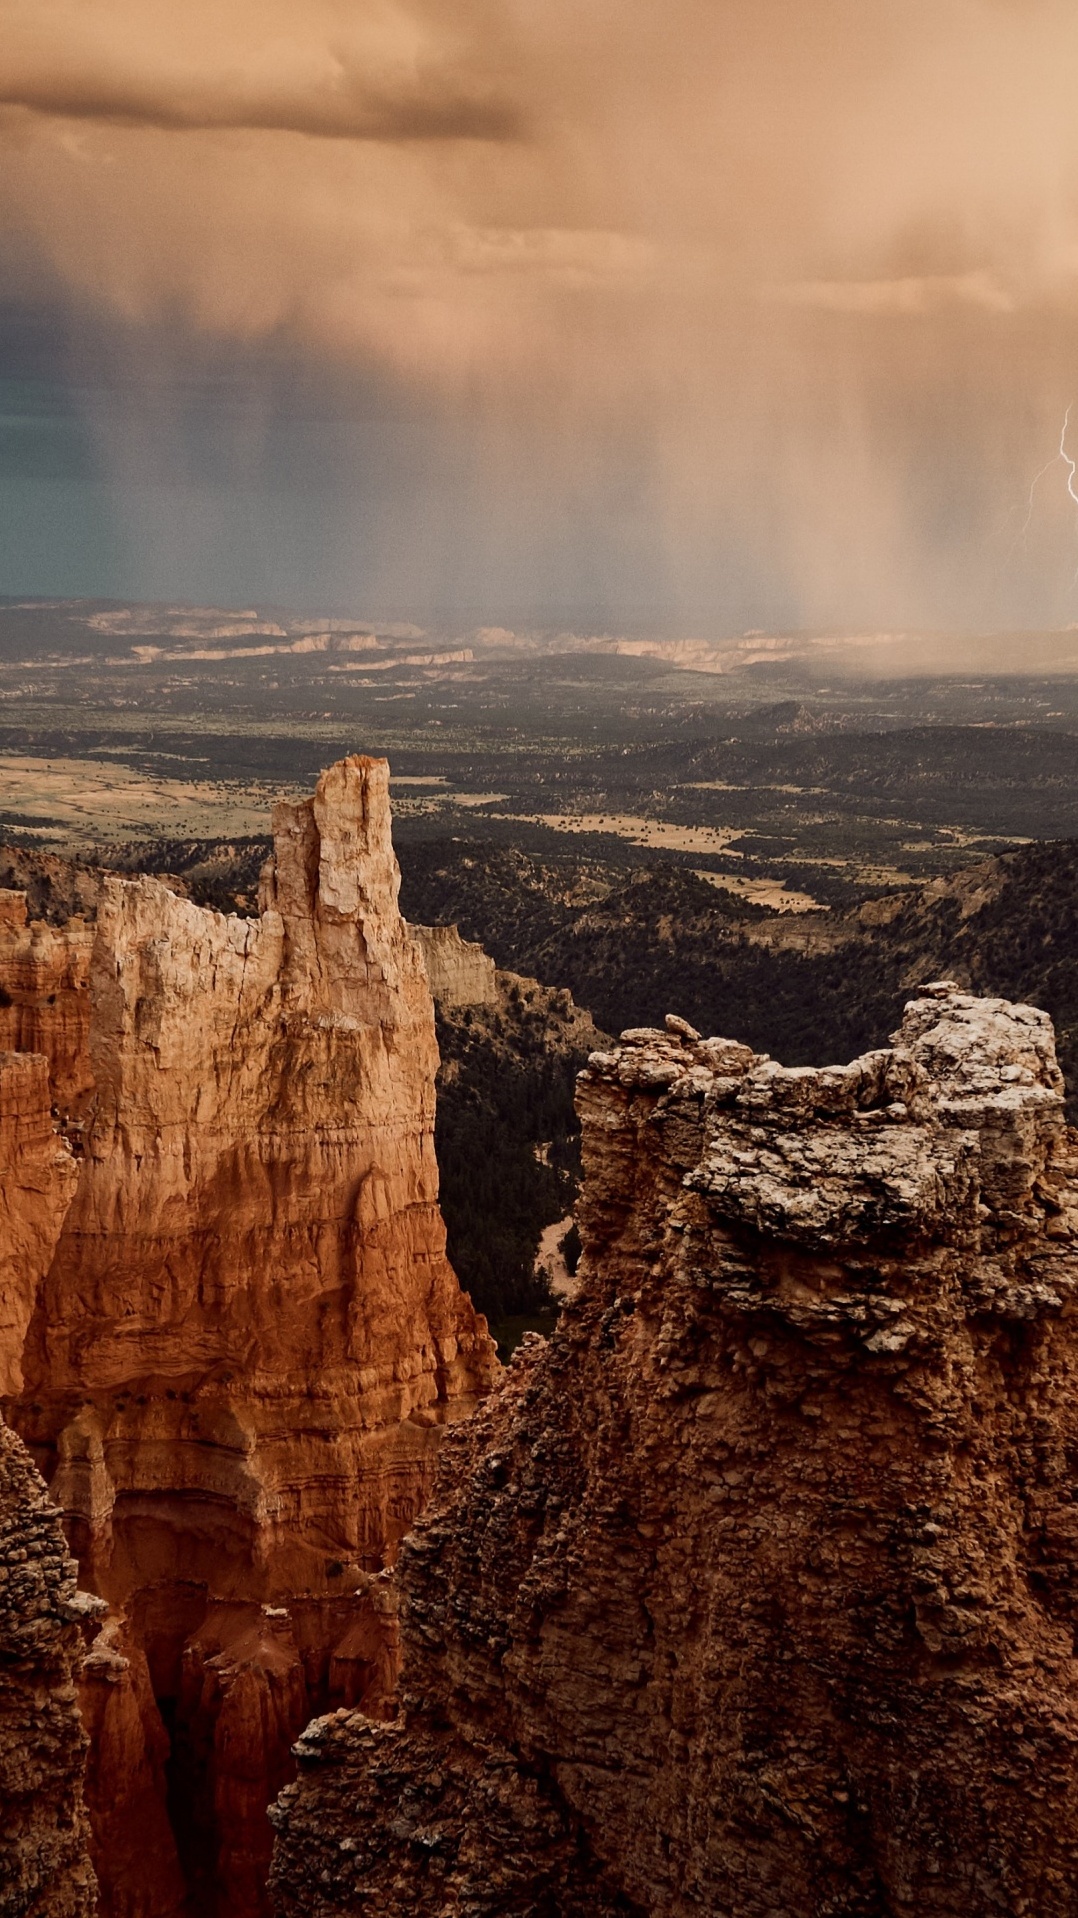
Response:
[4,1,1078,629]
[0,69,523,143]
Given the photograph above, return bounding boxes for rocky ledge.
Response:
[270,985,1078,1917]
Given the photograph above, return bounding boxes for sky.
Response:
[4,0,1078,633]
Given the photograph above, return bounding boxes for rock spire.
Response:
[1,755,496,1917]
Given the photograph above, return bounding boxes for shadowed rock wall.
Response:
[0,1420,98,1918]
[0,1045,95,1917]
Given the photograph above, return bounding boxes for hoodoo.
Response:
[0,756,497,1917]
[271,986,1078,1916]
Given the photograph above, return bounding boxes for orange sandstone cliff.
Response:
[269,986,1078,1917]
[1,756,497,1917]
[0,1049,80,1399]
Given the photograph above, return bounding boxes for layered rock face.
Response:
[0,891,94,1121]
[0,1050,80,1396]
[0,1045,95,1916]
[413,923,498,1008]
[2,757,496,1917]
[271,986,1078,1917]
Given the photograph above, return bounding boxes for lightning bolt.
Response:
[1014,407,1078,586]
[1019,450,1057,541]
[1055,406,1078,585]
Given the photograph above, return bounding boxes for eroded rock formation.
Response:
[270,985,1078,1917]
[0,1044,96,1916]
[1,757,496,1917]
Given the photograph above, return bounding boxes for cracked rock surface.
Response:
[270,986,1078,1917]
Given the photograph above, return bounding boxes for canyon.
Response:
[269,985,1078,1916]
[8,752,1078,1915]
[0,756,497,1916]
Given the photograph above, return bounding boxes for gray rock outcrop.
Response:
[269,986,1078,1917]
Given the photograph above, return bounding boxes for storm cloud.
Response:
[4,0,1078,630]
